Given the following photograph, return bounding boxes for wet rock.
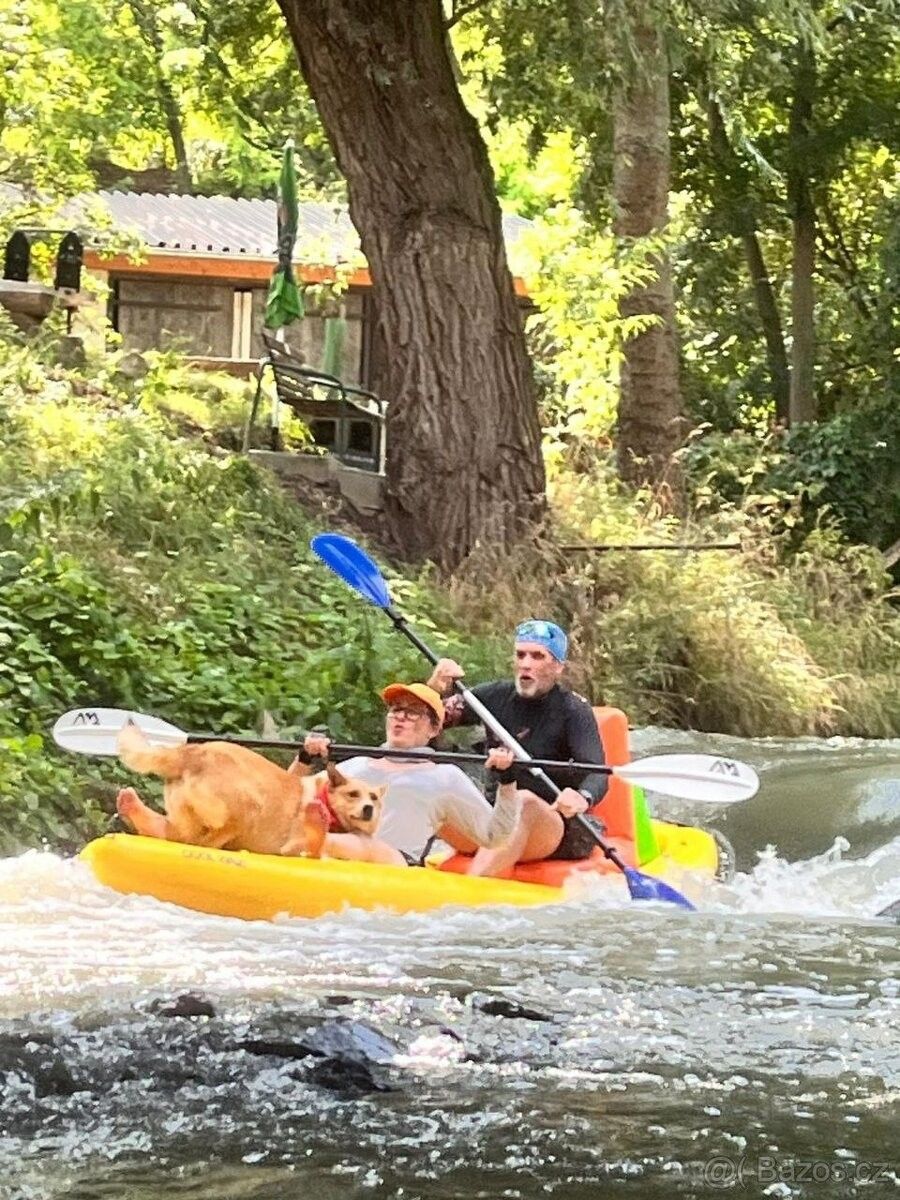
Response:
[876,899,900,923]
[301,1019,399,1065]
[307,1054,395,1096]
[473,996,553,1023]
[0,1030,54,1058]
[32,1054,85,1098]
[152,993,216,1019]
[0,1036,89,1101]
[325,994,355,1007]
[436,1025,466,1044]
[237,1037,312,1061]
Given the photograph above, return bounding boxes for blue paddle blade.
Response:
[311,533,392,609]
[624,867,696,911]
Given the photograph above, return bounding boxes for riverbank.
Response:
[1,339,898,851]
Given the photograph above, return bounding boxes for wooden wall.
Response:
[116,279,233,357]
[114,277,366,385]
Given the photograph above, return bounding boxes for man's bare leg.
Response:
[323,833,408,866]
[467,792,564,878]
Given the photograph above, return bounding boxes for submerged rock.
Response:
[308,1055,396,1095]
[472,995,553,1023]
[152,993,217,1019]
[237,1037,311,1061]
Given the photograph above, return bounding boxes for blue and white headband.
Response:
[514,619,568,662]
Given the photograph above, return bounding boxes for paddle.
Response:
[311,533,713,911]
[51,707,757,805]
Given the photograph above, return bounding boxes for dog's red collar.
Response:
[315,778,343,833]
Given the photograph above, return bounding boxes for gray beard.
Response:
[514,679,545,698]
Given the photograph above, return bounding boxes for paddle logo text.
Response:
[708,758,741,776]
[72,711,100,726]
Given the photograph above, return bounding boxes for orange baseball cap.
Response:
[380,682,445,724]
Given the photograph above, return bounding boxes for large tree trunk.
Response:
[707,96,790,425]
[277,0,544,568]
[612,2,684,498]
[787,42,817,425]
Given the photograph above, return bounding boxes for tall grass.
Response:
[446,466,900,737]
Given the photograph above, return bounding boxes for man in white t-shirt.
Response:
[295,682,519,866]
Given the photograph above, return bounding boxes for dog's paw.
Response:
[115,787,142,827]
[280,801,330,858]
[299,801,330,858]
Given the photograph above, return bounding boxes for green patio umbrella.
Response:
[265,139,304,330]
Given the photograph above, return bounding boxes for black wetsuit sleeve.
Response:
[566,700,609,802]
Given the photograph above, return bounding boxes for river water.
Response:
[1,730,898,1199]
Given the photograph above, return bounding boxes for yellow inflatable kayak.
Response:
[77,708,728,920]
[80,834,562,919]
[79,813,722,922]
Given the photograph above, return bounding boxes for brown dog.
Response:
[114,723,386,858]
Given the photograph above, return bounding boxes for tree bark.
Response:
[787,42,817,425]
[276,0,545,568]
[743,230,791,425]
[706,95,790,425]
[612,2,684,499]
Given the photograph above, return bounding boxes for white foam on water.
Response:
[0,827,897,1024]
[706,836,900,920]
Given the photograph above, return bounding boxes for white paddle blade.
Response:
[615,753,760,803]
[52,708,188,757]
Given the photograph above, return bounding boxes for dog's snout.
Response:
[360,803,374,822]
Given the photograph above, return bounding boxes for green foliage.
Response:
[511,203,667,453]
[671,0,900,426]
[0,339,500,851]
[683,394,900,551]
[1,0,340,198]
[0,727,114,854]
[449,459,900,738]
[455,0,900,443]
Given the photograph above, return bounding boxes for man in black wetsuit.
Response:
[426,619,608,876]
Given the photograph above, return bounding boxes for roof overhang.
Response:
[83,248,530,297]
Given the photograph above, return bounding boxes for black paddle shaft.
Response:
[180,733,616,776]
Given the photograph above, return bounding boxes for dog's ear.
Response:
[325,761,347,787]
[373,785,387,802]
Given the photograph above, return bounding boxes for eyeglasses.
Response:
[387,705,431,721]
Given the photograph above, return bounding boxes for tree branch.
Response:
[817,197,873,320]
[444,0,492,30]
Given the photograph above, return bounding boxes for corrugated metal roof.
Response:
[87,191,532,263]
